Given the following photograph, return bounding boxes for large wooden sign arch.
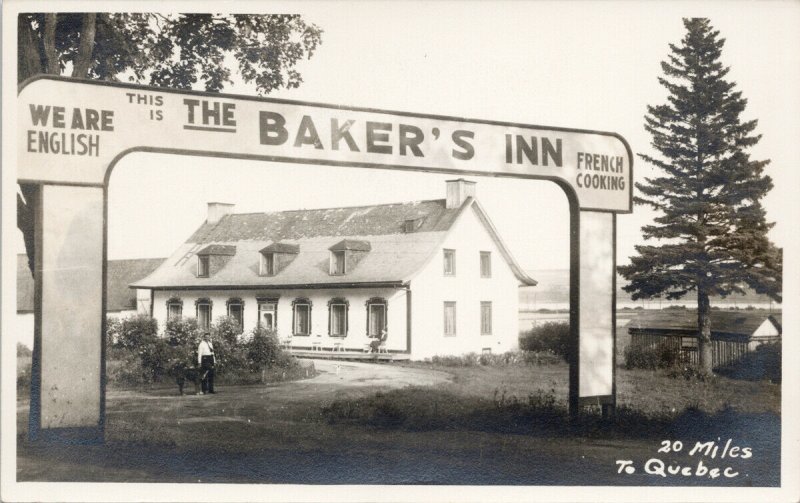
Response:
[17,76,632,441]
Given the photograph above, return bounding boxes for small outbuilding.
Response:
[626,310,782,369]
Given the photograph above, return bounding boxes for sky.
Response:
[23,1,800,273]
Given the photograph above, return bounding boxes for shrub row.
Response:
[426,350,563,367]
[623,343,681,370]
[105,313,304,387]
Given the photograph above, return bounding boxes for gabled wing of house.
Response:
[17,254,164,313]
[133,195,536,290]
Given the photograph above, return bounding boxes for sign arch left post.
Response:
[18,77,632,442]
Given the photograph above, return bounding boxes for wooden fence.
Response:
[630,332,750,369]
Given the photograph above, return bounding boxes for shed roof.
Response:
[260,242,300,254]
[197,244,237,256]
[16,255,164,313]
[329,239,372,252]
[627,310,782,337]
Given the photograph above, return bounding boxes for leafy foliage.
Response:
[246,325,280,373]
[114,314,159,352]
[17,342,32,357]
[619,18,782,371]
[105,314,300,387]
[518,322,572,362]
[164,317,199,347]
[17,13,323,94]
[212,315,243,346]
[624,343,680,370]
[16,14,323,275]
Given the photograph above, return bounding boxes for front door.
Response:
[258,302,277,331]
[368,303,386,337]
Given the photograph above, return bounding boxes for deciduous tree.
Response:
[17,13,323,271]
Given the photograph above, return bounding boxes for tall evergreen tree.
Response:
[619,18,782,373]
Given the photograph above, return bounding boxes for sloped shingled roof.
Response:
[134,198,537,289]
[627,310,782,338]
[17,255,164,313]
[187,199,463,243]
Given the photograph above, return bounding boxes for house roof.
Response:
[17,255,164,313]
[133,198,537,290]
[626,310,782,338]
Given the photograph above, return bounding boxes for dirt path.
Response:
[106,358,450,406]
[303,359,450,388]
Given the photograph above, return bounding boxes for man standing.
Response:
[197,333,216,394]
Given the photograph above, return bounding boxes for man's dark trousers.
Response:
[200,355,215,393]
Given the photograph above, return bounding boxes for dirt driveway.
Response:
[103,358,451,415]
[303,359,450,387]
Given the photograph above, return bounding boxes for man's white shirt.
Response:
[197,340,215,364]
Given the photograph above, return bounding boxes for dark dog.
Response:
[175,365,204,395]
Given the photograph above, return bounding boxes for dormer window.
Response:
[197,255,210,277]
[328,239,371,276]
[260,253,276,276]
[330,250,346,275]
[195,244,236,278]
[259,242,299,277]
[403,217,425,233]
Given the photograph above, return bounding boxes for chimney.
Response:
[445,179,476,209]
[207,202,235,224]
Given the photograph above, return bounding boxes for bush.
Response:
[664,365,714,381]
[624,343,680,370]
[105,313,310,388]
[716,342,781,382]
[246,325,280,372]
[521,351,564,366]
[519,322,571,361]
[213,315,243,346]
[164,317,199,347]
[107,352,149,386]
[17,358,32,395]
[429,353,480,367]
[17,342,32,357]
[423,350,561,367]
[116,314,159,351]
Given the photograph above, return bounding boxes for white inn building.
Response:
[132,179,537,359]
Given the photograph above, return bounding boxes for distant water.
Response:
[520,301,781,312]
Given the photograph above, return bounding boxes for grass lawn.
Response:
[398,361,781,416]
[15,358,781,485]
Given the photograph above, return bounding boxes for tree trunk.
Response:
[18,15,43,82]
[697,289,713,374]
[42,14,59,74]
[72,13,96,78]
